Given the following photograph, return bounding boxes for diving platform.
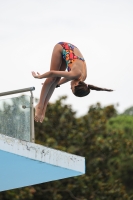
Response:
[0,134,85,191]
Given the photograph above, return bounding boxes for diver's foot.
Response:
[40,115,45,123]
[34,105,43,122]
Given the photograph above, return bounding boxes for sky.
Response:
[0,0,133,116]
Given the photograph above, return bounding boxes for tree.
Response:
[122,106,133,116]
[107,114,133,194]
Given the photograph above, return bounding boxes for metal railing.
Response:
[0,87,35,142]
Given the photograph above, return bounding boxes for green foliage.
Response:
[107,114,133,194]
[107,115,133,135]
[122,106,133,116]
[1,96,133,200]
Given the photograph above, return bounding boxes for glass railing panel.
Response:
[0,95,31,141]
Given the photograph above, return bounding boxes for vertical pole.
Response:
[30,91,35,142]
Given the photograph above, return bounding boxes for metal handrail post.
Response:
[30,91,35,143]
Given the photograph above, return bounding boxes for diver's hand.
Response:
[32,71,41,79]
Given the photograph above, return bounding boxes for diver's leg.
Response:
[35,44,63,122]
[39,59,66,122]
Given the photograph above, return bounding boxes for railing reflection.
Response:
[0,87,35,142]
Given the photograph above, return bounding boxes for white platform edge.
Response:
[0,133,85,174]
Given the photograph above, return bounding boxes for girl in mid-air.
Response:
[32,42,113,123]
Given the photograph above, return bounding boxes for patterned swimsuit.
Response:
[58,42,85,72]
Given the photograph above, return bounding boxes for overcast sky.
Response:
[0,0,133,116]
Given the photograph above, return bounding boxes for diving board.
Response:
[0,133,85,191]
